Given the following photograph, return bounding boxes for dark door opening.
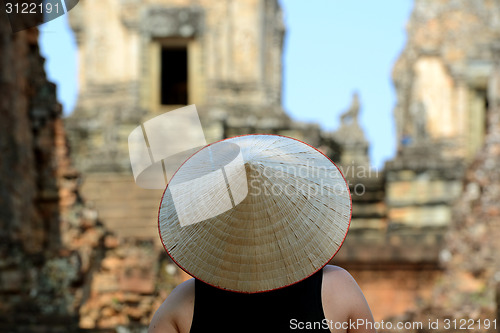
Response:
[161,47,188,105]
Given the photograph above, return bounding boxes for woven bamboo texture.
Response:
[159,135,351,293]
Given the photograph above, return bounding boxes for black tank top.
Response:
[189,268,330,332]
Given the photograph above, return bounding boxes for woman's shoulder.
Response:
[322,265,375,332]
[323,264,356,285]
[148,278,195,333]
[322,265,358,294]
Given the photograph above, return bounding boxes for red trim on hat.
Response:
[157,133,352,294]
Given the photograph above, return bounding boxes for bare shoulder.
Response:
[323,265,356,285]
[322,265,361,310]
[149,278,195,333]
[322,265,375,332]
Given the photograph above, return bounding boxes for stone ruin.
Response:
[0,13,98,332]
[1,0,500,332]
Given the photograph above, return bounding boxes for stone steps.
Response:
[80,173,165,241]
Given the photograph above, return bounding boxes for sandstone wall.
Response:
[66,0,288,174]
[405,43,500,333]
[381,46,500,333]
[0,14,176,331]
[0,16,80,331]
[392,0,500,160]
[0,12,114,332]
[384,0,500,263]
[377,0,500,330]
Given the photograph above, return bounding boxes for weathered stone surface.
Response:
[0,11,126,332]
[412,42,500,332]
[380,1,500,331]
[0,13,89,332]
[77,239,184,329]
[346,268,442,321]
[66,0,290,173]
[392,0,500,161]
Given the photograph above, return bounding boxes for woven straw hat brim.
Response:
[158,134,351,293]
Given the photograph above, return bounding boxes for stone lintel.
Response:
[141,6,205,39]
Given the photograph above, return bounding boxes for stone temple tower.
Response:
[67,0,287,173]
[385,0,500,231]
[65,0,298,240]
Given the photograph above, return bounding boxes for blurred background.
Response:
[1,0,500,332]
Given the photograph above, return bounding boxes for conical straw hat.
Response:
[158,134,351,293]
